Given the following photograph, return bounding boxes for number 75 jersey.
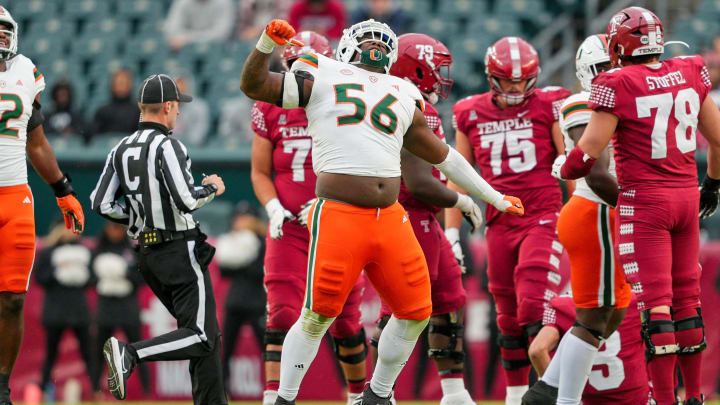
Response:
[0,54,46,187]
[588,55,711,189]
[452,88,569,193]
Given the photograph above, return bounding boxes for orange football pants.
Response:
[0,184,36,293]
[305,198,432,320]
[557,195,631,309]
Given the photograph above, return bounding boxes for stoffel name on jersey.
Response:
[475,117,533,135]
[646,70,686,90]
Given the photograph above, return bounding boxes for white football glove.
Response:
[444,227,466,273]
[265,198,295,239]
[551,154,567,180]
[454,193,483,232]
[298,198,318,227]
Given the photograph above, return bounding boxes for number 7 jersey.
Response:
[588,55,711,188]
[291,53,425,178]
[0,54,46,187]
[251,101,317,215]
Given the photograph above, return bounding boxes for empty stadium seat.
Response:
[62,0,110,19]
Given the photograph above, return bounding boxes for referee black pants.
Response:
[132,234,226,405]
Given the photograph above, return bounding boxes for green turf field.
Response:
[31,401,720,405]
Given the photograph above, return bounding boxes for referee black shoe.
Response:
[521,380,557,405]
[104,337,136,400]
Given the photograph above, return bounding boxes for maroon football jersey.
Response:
[588,55,712,189]
[398,102,447,214]
[453,87,569,225]
[252,101,317,215]
[544,296,650,403]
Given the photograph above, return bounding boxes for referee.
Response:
[90,74,227,404]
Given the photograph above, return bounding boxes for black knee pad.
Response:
[370,315,390,348]
[263,329,287,362]
[640,310,679,361]
[497,333,530,370]
[675,308,707,355]
[522,320,542,340]
[332,328,368,365]
[427,313,465,363]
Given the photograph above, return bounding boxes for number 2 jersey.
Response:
[544,295,650,405]
[0,54,46,187]
[452,87,570,226]
[291,53,425,178]
[588,55,711,189]
[251,101,316,215]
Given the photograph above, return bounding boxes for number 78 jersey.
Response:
[588,55,711,189]
[291,53,425,178]
[0,54,46,187]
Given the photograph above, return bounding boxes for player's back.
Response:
[251,101,317,215]
[453,87,569,225]
[398,102,446,213]
[291,53,424,179]
[588,55,711,189]
[0,54,45,187]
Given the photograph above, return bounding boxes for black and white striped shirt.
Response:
[90,121,217,238]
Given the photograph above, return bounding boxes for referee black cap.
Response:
[138,74,193,104]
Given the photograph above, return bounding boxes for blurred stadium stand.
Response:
[10,0,718,235]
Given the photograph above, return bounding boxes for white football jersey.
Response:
[0,54,45,187]
[291,53,424,177]
[559,91,616,205]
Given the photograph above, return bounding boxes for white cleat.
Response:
[263,390,279,405]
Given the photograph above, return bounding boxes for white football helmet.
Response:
[575,34,610,91]
[336,19,398,73]
[0,7,17,60]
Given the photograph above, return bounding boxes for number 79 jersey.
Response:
[251,101,317,215]
[0,54,46,187]
[291,53,424,178]
[588,55,711,189]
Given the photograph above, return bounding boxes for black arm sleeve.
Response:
[28,105,45,132]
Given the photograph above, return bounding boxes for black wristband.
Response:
[50,173,75,197]
[702,175,720,192]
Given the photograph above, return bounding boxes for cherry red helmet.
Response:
[281,31,333,71]
[484,37,540,105]
[606,7,664,67]
[389,33,453,104]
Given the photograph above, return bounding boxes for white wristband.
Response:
[256,31,279,54]
[434,147,504,208]
[445,227,460,242]
[264,198,283,217]
[453,193,473,211]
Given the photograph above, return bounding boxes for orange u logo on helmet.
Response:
[369,49,382,61]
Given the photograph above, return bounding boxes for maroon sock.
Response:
[265,381,279,391]
[347,380,366,394]
[675,308,704,400]
[647,313,677,405]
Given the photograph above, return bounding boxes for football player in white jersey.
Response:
[0,6,84,405]
[523,34,628,405]
[240,19,524,405]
